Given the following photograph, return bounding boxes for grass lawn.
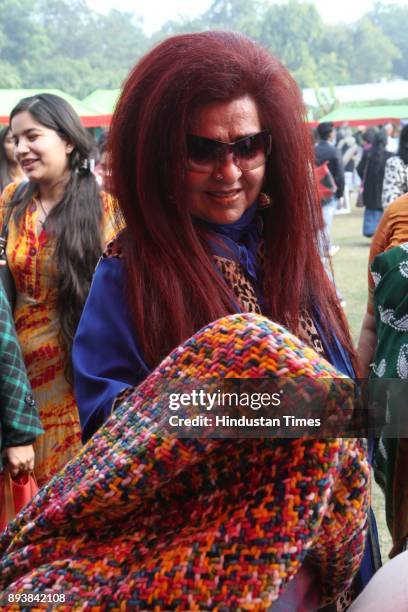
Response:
[331,208,371,343]
[331,203,392,561]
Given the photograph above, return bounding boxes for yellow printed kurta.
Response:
[0,182,116,486]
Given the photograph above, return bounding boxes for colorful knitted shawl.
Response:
[0,313,369,610]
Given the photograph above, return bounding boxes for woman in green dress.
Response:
[370,242,408,556]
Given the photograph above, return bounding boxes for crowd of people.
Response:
[1,30,408,611]
[314,120,408,246]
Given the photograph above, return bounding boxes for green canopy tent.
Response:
[85,89,317,128]
[318,104,408,126]
[82,89,120,118]
[0,89,107,127]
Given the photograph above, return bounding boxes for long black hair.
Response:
[10,93,103,382]
[398,124,408,164]
[368,130,389,170]
[0,126,13,191]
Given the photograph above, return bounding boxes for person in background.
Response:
[382,124,408,208]
[337,126,359,214]
[0,93,116,486]
[358,191,408,378]
[357,130,393,238]
[0,282,43,480]
[0,126,25,192]
[367,242,408,558]
[355,127,375,159]
[94,131,109,189]
[358,191,408,558]
[384,122,398,154]
[315,122,345,256]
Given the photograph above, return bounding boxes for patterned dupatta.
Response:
[371,242,408,555]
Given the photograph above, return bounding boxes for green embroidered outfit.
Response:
[371,242,408,555]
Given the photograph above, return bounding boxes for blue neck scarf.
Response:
[194,202,261,283]
[194,205,355,379]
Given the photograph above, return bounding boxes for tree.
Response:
[0,0,405,98]
[344,17,400,84]
[0,61,22,88]
[315,52,349,88]
[30,0,148,96]
[0,0,148,96]
[0,0,48,88]
[252,1,323,87]
[155,0,261,39]
[369,2,408,79]
[201,0,262,32]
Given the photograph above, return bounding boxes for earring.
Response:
[259,191,272,208]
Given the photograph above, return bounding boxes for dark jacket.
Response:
[357,149,393,210]
[315,140,345,199]
[0,284,43,470]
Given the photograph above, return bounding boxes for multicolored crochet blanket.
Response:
[0,314,369,610]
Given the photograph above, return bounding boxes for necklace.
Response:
[37,197,49,226]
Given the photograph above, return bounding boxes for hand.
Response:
[4,445,35,477]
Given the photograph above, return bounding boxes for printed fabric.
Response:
[366,193,408,315]
[382,156,408,208]
[0,182,116,486]
[371,242,408,555]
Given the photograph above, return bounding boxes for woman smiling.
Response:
[65,31,370,607]
[73,32,357,438]
[0,93,116,485]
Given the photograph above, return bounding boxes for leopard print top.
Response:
[297,311,325,356]
[103,237,326,357]
[214,256,262,315]
[103,238,123,259]
[213,255,326,357]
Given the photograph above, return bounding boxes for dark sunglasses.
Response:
[186,130,271,172]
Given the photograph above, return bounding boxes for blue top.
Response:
[73,257,150,441]
[194,202,261,284]
[73,204,354,442]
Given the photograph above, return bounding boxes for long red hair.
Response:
[109,31,357,370]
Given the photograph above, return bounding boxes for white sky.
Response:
[86,0,406,35]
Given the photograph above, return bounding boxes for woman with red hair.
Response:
[72,31,373,605]
[74,31,357,439]
[0,32,373,609]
